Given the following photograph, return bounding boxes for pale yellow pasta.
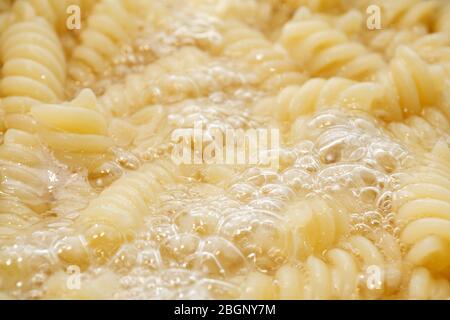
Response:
[240,271,277,299]
[375,46,446,121]
[374,0,439,30]
[0,129,50,239]
[25,0,88,32]
[31,88,112,170]
[288,0,360,14]
[271,233,402,299]
[0,0,449,301]
[407,267,450,300]
[254,77,384,121]
[435,1,450,33]
[366,28,428,59]
[219,19,306,91]
[394,140,450,276]
[288,198,351,258]
[0,1,66,131]
[77,160,180,263]
[68,0,147,85]
[99,47,212,116]
[281,8,386,80]
[388,108,450,152]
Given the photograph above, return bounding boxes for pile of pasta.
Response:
[0,0,449,300]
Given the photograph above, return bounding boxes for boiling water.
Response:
[0,0,449,300]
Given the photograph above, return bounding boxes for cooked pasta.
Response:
[407,267,450,299]
[372,0,439,30]
[31,88,112,170]
[388,108,450,151]
[285,195,351,259]
[435,1,450,33]
[365,28,427,59]
[77,160,180,263]
[254,77,384,120]
[281,8,386,80]
[375,45,446,121]
[68,0,147,87]
[393,140,450,276]
[26,0,85,32]
[219,20,306,91]
[247,232,402,299]
[0,0,449,301]
[0,1,66,131]
[99,47,213,116]
[0,129,51,235]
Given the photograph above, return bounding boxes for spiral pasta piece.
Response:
[241,233,402,299]
[375,46,446,121]
[68,0,146,85]
[407,267,450,299]
[99,47,210,116]
[219,20,306,91]
[254,77,384,121]
[0,129,50,238]
[0,1,66,130]
[285,195,351,259]
[281,8,385,81]
[411,33,450,77]
[394,140,450,275]
[366,28,427,59]
[0,0,449,301]
[31,88,112,170]
[76,160,180,263]
[388,108,450,151]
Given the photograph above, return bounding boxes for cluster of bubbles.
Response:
[0,106,415,299]
[287,109,411,235]
[109,108,413,298]
[151,6,223,55]
[1,0,429,299]
[103,183,244,299]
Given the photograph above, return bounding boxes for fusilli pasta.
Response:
[254,77,384,121]
[375,46,446,121]
[0,1,66,131]
[68,0,147,86]
[394,140,450,275]
[373,0,439,30]
[31,88,113,170]
[76,160,180,263]
[0,129,50,235]
[0,0,449,301]
[281,8,385,80]
[242,233,402,299]
[219,20,306,91]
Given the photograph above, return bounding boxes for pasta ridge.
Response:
[393,140,450,277]
[280,8,386,81]
[219,20,306,91]
[31,88,113,170]
[242,232,402,299]
[76,160,180,263]
[0,1,66,131]
[68,0,146,86]
[0,129,51,234]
